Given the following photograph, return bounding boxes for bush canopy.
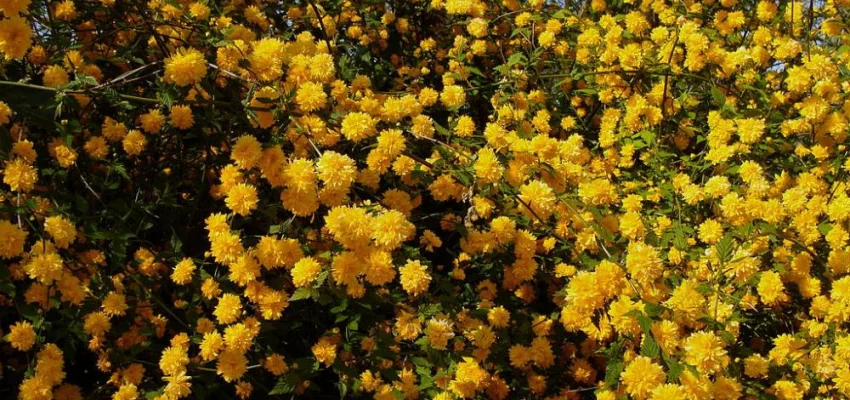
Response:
[1,0,850,399]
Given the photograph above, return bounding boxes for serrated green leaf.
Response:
[641,335,660,358]
[270,378,297,395]
[715,234,734,264]
[604,360,624,388]
[291,288,314,301]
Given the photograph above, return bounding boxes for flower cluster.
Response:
[1,0,850,399]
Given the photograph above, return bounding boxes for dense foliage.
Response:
[2,0,850,399]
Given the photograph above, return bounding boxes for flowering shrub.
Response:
[2,0,850,399]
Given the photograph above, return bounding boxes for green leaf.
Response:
[644,303,666,318]
[818,223,833,236]
[412,357,430,368]
[347,315,360,331]
[604,360,624,388]
[715,234,734,264]
[641,335,660,358]
[506,53,526,67]
[638,130,656,144]
[170,231,183,254]
[465,66,486,78]
[551,9,570,19]
[665,357,684,380]
[710,86,726,107]
[290,288,315,301]
[637,314,653,335]
[330,298,349,314]
[270,377,297,395]
[574,88,597,95]
[0,280,15,297]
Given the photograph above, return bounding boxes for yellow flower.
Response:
[42,65,69,87]
[25,252,64,284]
[7,321,36,351]
[216,349,248,382]
[159,345,189,376]
[188,2,210,20]
[231,135,262,170]
[102,292,128,316]
[11,140,36,163]
[425,317,454,350]
[621,356,665,400]
[264,354,288,375]
[0,16,32,59]
[292,256,322,287]
[101,117,127,142]
[199,331,224,361]
[440,85,466,108]
[228,254,260,286]
[473,147,503,184]
[697,218,723,244]
[225,183,259,216]
[210,231,244,264]
[113,384,138,400]
[370,209,415,250]
[84,136,109,158]
[771,380,803,400]
[235,381,253,399]
[625,242,663,286]
[649,384,687,400]
[0,0,31,16]
[308,53,335,82]
[466,18,488,38]
[340,112,377,142]
[683,331,729,375]
[122,130,147,156]
[0,219,27,258]
[619,211,646,241]
[44,215,75,249]
[169,105,194,129]
[399,259,430,297]
[163,372,192,399]
[0,100,12,124]
[139,110,165,134]
[316,151,356,190]
[52,144,77,168]
[53,0,76,20]
[295,81,327,112]
[451,357,489,396]
[164,47,207,86]
[214,293,242,324]
[224,322,256,353]
[171,258,196,285]
[311,336,337,366]
[83,312,111,336]
[835,368,850,396]
[249,38,286,81]
[758,271,788,306]
[744,354,769,378]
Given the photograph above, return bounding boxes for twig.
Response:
[91,62,160,90]
[0,80,266,110]
[207,63,255,83]
[307,138,323,157]
[306,0,334,53]
[402,151,434,169]
[128,273,190,329]
[77,166,103,201]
